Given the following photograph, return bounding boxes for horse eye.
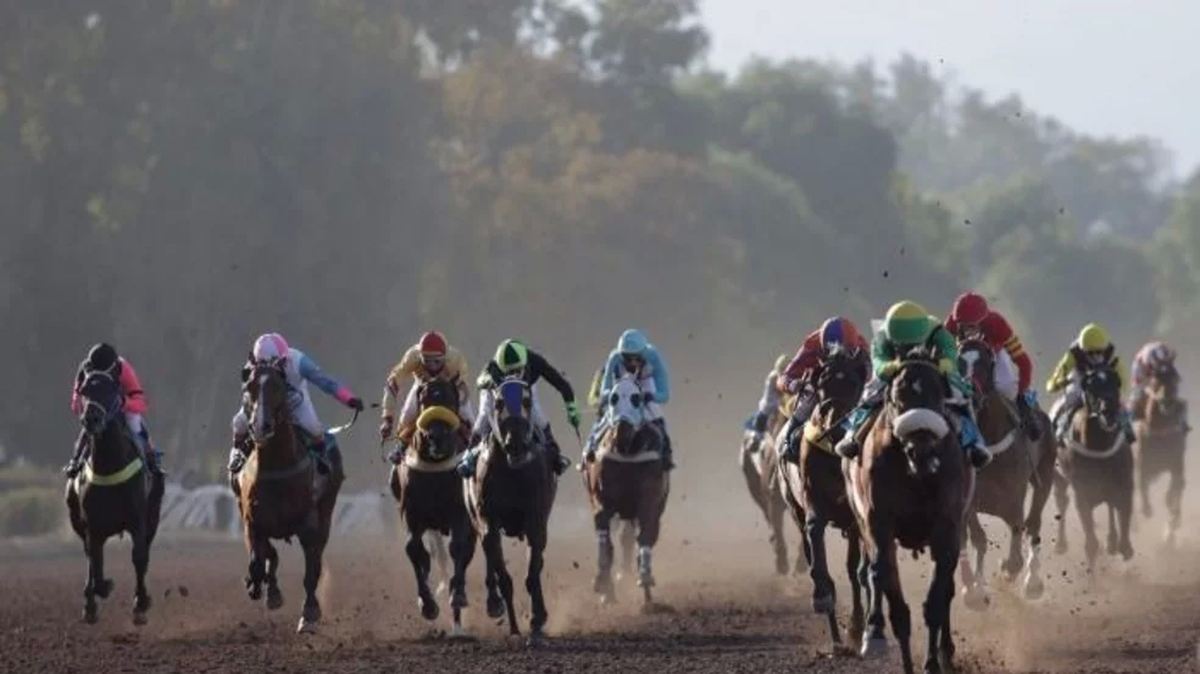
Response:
[610,392,619,405]
[631,394,642,407]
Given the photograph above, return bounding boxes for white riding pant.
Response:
[994,348,1019,401]
[471,386,550,440]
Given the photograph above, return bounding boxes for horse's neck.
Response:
[90,422,136,472]
[1079,411,1119,444]
[256,420,304,468]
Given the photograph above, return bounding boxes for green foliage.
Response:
[0,487,62,538]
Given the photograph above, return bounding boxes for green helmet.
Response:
[883,300,934,345]
[494,339,529,374]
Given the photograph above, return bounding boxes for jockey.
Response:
[774,317,871,463]
[583,329,674,470]
[228,333,364,474]
[944,291,1040,441]
[379,331,473,464]
[456,339,579,478]
[1046,323,1134,443]
[64,343,163,477]
[743,353,791,451]
[833,301,992,469]
[1128,341,1180,422]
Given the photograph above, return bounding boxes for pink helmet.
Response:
[252,333,290,362]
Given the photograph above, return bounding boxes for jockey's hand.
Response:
[348,396,365,412]
[379,416,394,443]
[566,401,581,428]
[468,432,483,448]
[879,360,901,379]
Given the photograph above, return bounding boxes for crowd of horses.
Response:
[59,330,1189,674]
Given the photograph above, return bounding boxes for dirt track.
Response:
[3,500,1200,674]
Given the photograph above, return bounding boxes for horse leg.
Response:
[130,516,152,626]
[804,510,839,643]
[1106,503,1119,555]
[860,519,896,660]
[296,527,327,634]
[619,519,636,579]
[1165,461,1185,546]
[1118,474,1135,561]
[432,531,452,596]
[1022,460,1052,600]
[960,513,988,611]
[636,490,663,606]
[82,532,106,624]
[265,542,283,610]
[1139,457,1153,519]
[244,526,265,602]
[483,527,505,619]
[1002,519,1025,583]
[925,524,959,674]
[406,528,438,621]
[593,510,616,603]
[482,527,519,636]
[526,529,550,644]
[846,532,866,652]
[448,519,476,637]
[1075,496,1099,574]
[883,544,915,674]
[768,487,790,576]
[1053,471,1070,554]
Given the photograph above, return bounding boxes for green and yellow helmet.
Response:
[494,339,529,374]
[883,300,935,345]
[1076,323,1111,353]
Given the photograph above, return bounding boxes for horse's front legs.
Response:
[482,527,518,636]
[406,527,438,621]
[448,518,476,636]
[264,542,283,610]
[924,522,959,674]
[82,532,111,624]
[846,531,866,651]
[804,510,839,644]
[593,510,616,603]
[526,527,551,644]
[130,515,152,626]
[297,527,328,634]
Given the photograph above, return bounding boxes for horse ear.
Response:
[248,350,257,366]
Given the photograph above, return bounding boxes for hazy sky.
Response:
[701,0,1199,177]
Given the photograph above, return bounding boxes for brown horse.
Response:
[845,344,968,674]
[388,377,475,636]
[1132,361,1189,547]
[464,378,557,645]
[740,392,805,576]
[1051,363,1134,574]
[232,358,348,634]
[66,369,165,625]
[956,337,1056,607]
[779,349,866,650]
[586,372,670,607]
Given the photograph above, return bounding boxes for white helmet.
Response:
[252,333,290,362]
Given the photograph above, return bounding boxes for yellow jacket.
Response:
[380,345,469,418]
[1045,347,1126,396]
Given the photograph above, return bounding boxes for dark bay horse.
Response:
[740,392,805,576]
[464,378,557,645]
[779,349,866,650]
[1132,360,1189,547]
[66,369,165,625]
[956,337,1056,606]
[232,357,349,634]
[845,344,968,674]
[388,377,475,636]
[585,373,670,607]
[1051,363,1134,574]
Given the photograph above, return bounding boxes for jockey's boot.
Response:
[777,415,801,463]
[1017,390,1041,442]
[580,423,602,468]
[1130,390,1147,422]
[834,405,875,460]
[63,432,89,478]
[456,446,480,478]
[1054,403,1079,445]
[1118,410,1137,444]
[228,433,251,474]
[541,424,571,476]
[655,420,676,471]
[957,409,992,469]
[744,412,767,454]
[135,426,165,476]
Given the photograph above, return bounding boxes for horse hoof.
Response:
[450,590,468,610]
[1023,576,1045,602]
[860,636,889,658]
[1120,544,1134,561]
[447,623,474,642]
[637,574,656,589]
[296,617,318,634]
[962,586,990,612]
[812,593,835,615]
[599,592,617,607]
[266,589,284,611]
[435,580,449,597]
[486,596,505,619]
[247,586,263,602]
[96,579,114,600]
[83,608,98,625]
[419,596,440,621]
[1107,540,1119,556]
[775,557,789,576]
[527,629,547,648]
[132,610,148,627]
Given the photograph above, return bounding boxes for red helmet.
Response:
[418,331,448,358]
[951,292,989,325]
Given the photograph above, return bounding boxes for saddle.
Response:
[802,416,838,455]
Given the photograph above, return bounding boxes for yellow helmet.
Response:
[884,300,933,345]
[1077,323,1111,352]
[774,353,790,375]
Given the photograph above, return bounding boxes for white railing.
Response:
[159,483,389,538]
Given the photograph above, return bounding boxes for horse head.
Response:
[1080,363,1123,433]
[78,369,125,439]
[957,336,995,404]
[604,372,659,456]
[243,355,289,444]
[1149,361,1181,409]
[811,347,866,428]
[492,378,535,466]
[414,379,463,462]
[887,342,952,476]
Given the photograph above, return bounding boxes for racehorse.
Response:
[1051,363,1134,574]
[956,336,1056,607]
[66,368,165,625]
[464,378,557,645]
[585,372,670,607]
[388,377,475,636]
[232,357,349,634]
[1132,359,1189,547]
[740,394,805,576]
[845,341,968,674]
[779,348,866,650]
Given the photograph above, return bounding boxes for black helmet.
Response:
[86,343,119,373]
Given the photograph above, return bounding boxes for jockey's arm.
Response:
[471,388,495,441]
[380,368,404,420]
[445,347,470,382]
[989,314,1033,392]
[598,351,621,399]
[529,350,576,406]
[778,331,821,394]
[870,336,897,380]
[1113,355,1129,396]
[118,358,149,415]
[756,372,782,419]
[298,354,356,406]
[586,368,604,409]
[70,360,86,416]
[647,347,670,404]
[1045,351,1076,394]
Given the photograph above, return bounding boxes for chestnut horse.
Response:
[845,343,968,674]
[1132,359,1190,547]
[740,391,803,576]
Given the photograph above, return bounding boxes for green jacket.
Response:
[871,319,971,395]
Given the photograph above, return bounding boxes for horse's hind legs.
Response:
[406,530,439,621]
[264,542,283,610]
[846,533,866,651]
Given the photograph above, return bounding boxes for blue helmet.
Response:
[618,329,648,355]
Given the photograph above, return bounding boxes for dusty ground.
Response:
[3,489,1200,674]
